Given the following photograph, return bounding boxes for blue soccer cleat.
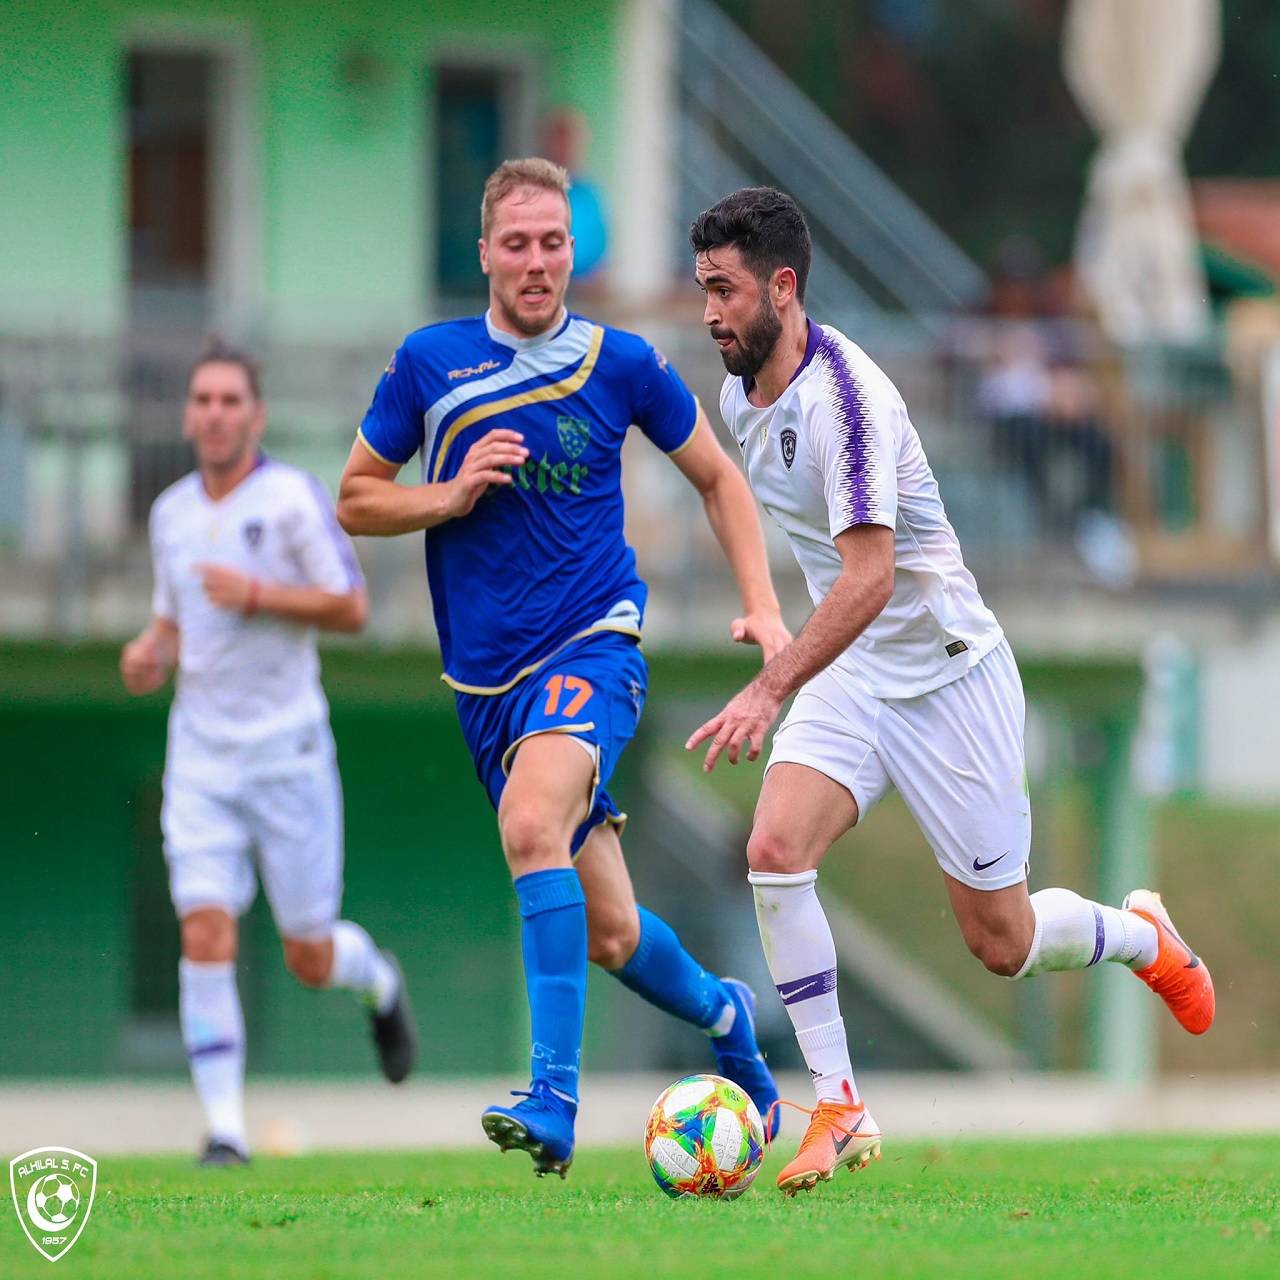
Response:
[481,1080,576,1178]
[713,978,782,1141]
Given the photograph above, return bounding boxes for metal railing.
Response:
[1,319,1273,643]
[677,0,988,321]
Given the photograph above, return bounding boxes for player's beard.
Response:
[714,295,783,378]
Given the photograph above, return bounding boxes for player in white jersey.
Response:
[120,344,416,1166]
[687,188,1215,1195]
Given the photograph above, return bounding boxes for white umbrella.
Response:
[1063,0,1221,344]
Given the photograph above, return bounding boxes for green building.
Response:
[0,0,679,345]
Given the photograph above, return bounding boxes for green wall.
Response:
[0,0,620,339]
[0,648,526,1077]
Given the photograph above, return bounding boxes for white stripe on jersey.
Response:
[720,322,1002,700]
[417,313,598,477]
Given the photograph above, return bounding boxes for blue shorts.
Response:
[454,631,648,855]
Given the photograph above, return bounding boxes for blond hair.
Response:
[480,158,570,238]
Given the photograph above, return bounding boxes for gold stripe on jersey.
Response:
[665,404,702,458]
[430,325,606,483]
[356,428,398,468]
[439,618,642,696]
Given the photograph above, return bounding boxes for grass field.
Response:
[3,1140,1277,1279]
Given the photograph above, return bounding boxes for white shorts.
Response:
[161,756,345,939]
[767,639,1031,891]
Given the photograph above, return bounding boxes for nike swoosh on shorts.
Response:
[972,851,1010,872]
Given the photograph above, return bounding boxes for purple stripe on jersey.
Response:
[815,331,875,522]
[790,319,823,386]
[740,319,823,399]
[777,968,838,1005]
[1088,905,1106,967]
[304,472,365,591]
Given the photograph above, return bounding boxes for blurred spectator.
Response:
[542,107,609,293]
[976,237,1130,580]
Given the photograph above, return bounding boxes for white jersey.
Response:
[721,321,1002,699]
[149,457,364,784]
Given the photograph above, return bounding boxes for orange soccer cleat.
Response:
[1123,889,1215,1035]
[771,1083,882,1196]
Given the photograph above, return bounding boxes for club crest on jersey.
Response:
[242,520,264,548]
[557,416,591,460]
[780,427,798,470]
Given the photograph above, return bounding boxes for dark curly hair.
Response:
[690,187,812,305]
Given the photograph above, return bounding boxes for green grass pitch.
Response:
[2,1139,1277,1279]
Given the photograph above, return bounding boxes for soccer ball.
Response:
[33,1173,79,1225]
[644,1073,765,1199]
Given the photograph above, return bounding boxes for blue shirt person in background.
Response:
[543,108,608,284]
[337,158,790,1177]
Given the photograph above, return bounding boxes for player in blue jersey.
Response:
[337,158,791,1177]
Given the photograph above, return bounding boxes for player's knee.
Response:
[181,910,237,963]
[499,802,569,872]
[746,827,808,876]
[283,940,331,987]
[587,907,640,971]
[967,931,1030,978]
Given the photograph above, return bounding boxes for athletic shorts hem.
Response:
[944,862,1030,893]
[171,894,244,921]
[763,748,877,826]
[501,723,598,777]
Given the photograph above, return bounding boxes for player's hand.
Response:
[685,680,783,773]
[196,563,256,612]
[120,635,170,695]
[730,609,792,664]
[444,429,530,519]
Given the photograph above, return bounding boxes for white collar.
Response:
[484,307,570,352]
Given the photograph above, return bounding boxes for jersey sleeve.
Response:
[287,474,366,593]
[632,343,699,455]
[149,504,177,622]
[806,364,899,538]
[358,343,423,466]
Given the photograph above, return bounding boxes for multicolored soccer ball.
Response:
[644,1074,765,1199]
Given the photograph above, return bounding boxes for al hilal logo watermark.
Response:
[10,1148,97,1262]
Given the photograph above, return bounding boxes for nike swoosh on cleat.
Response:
[832,1114,867,1154]
[972,850,1010,872]
[1161,917,1201,968]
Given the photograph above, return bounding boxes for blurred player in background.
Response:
[338,158,789,1178]
[687,188,1215,1195]
[121,344,416,1166]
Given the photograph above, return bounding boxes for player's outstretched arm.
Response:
[687,523,894,771]
[336,431,529,537]
[670,408,792,661]
[120,617,180,695]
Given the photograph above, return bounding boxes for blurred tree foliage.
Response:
[714,0,1280,271]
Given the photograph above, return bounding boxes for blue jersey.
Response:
[358,310,698,692]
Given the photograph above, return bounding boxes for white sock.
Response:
[1013,887,1159,979]
[749,870,859,1105]
[328,921,398,1014]
[179,958,247,1152]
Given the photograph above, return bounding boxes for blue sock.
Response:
[610,906,735,1034]
[514,868,588,1104]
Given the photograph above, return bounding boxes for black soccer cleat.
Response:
[370,950,417,1084]
[198,1137,249,1167]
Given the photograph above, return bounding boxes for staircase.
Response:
[677,0,987,327]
